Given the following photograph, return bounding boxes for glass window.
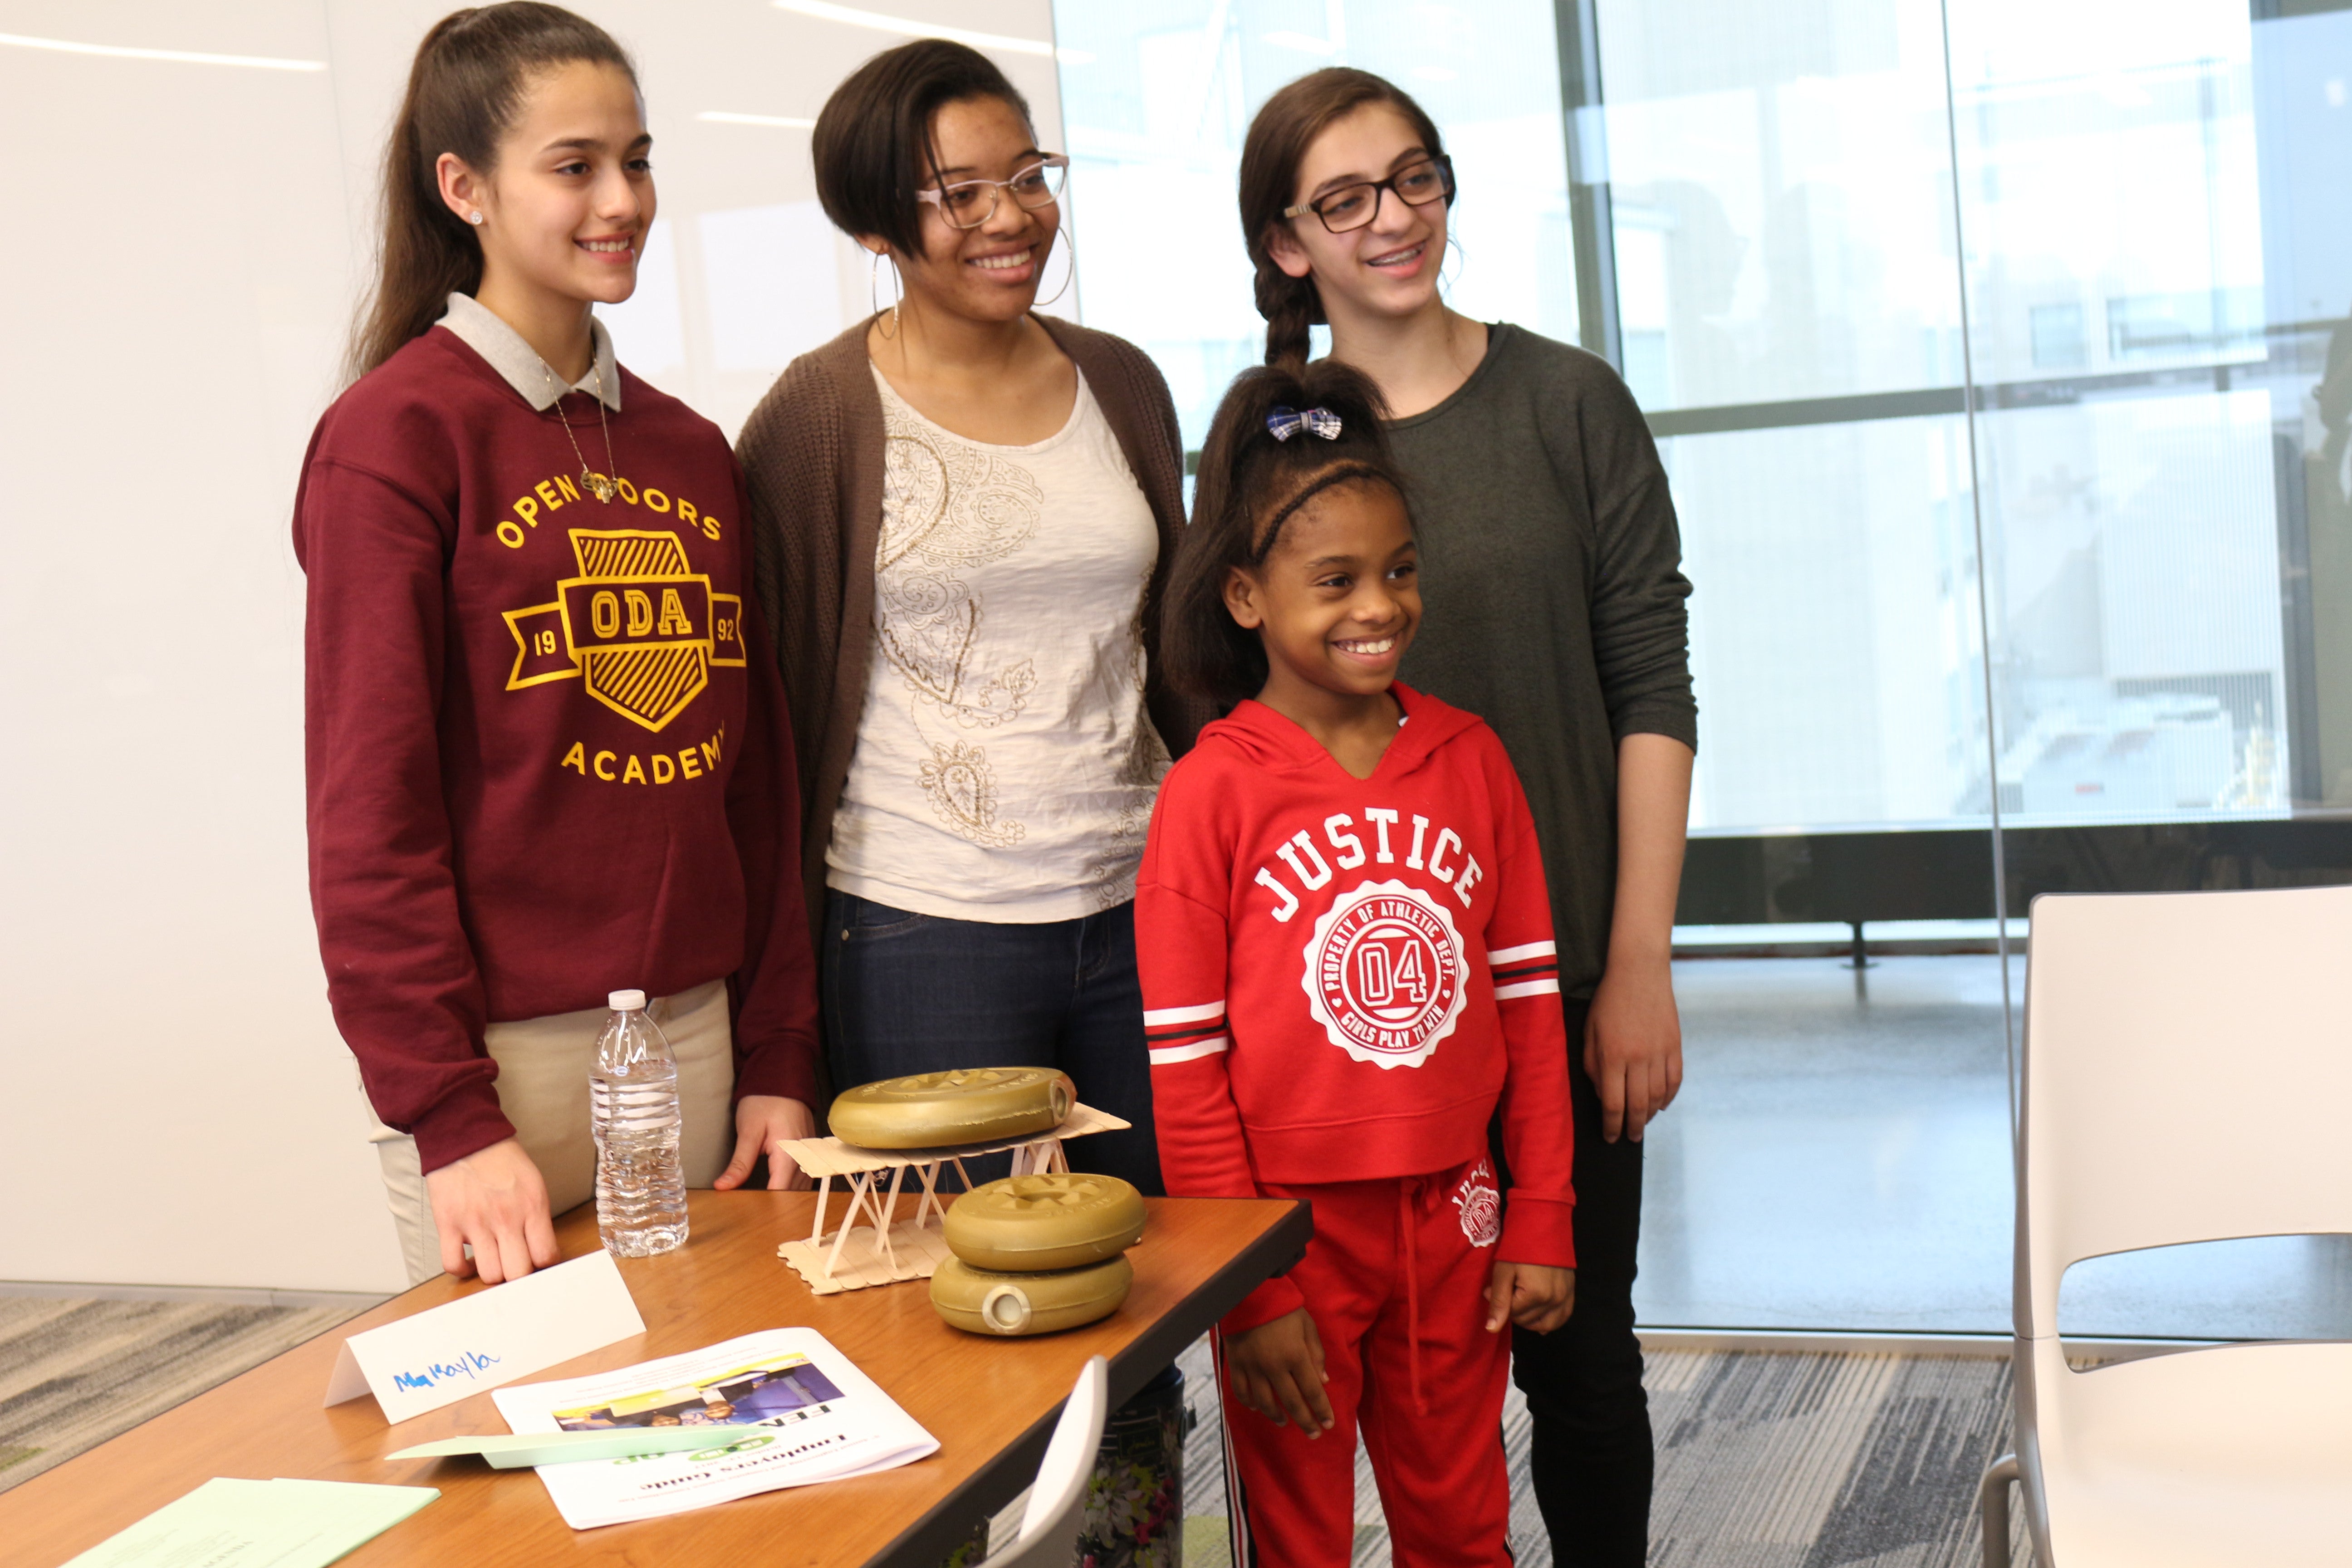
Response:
[1951,0,2319,818]
[1669,415,1989,832]
[1594,0,1967,410]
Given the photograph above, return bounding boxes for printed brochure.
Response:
[489,1328,936,1529]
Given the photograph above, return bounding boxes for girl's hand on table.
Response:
[717,1095,817,1191]
[1487,1260,1575,1334]
[1223,1308,1336,1437]
[425,1137,557,1284]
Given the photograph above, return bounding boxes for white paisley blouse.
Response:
[825,366,1169,921]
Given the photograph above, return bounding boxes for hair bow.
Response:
[1267,404,1344,441]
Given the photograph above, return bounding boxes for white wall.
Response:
[0,0,1066,1294]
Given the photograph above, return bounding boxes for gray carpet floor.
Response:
[2,1298,2029,1564]
[0,1298,362,1493]
[1174,1338,2031,1567]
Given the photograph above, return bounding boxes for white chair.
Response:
[979,1355,1110,1568]
[1980,885,2352,1567]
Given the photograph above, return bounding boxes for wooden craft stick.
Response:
[876,1164,908,1270]
[808,1172,832,1245]
[823,1172,877,1279]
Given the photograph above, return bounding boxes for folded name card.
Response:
[325,1250,645,1424]
[388,1428,726,1468]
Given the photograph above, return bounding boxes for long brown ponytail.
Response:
[347,3,635,381]
[1238,69,1449,368]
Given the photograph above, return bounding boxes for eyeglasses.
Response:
[1281,155,1455,234]
[916,155,1069,230]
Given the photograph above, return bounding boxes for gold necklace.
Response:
[541,354,619,503]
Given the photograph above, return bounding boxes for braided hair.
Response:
[1163,359,1412,709]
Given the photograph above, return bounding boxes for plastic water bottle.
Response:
[591,989,689,1257]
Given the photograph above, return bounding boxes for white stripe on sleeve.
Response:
[1143,1000,1227,1026]
[1148,1035,1231,1065]
[1486,940,1558,965]
[1492,978,1563,1000]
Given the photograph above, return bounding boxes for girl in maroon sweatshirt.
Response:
[298,5,819,1288]
[1140,360,1576,1567]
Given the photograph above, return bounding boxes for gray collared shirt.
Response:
[436,291,622,412]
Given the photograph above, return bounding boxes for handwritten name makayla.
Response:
[390,1349,503,1392]
[1253,809,1484,922]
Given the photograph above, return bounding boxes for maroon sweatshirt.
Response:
[294,327,819,1173]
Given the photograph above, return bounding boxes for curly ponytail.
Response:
[1163,358,1410,708]
[1238,68,1448,369]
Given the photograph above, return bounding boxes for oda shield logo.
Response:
[502,529,747,731]
[1301,879,1467,1070]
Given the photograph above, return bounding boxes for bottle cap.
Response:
[609,989,648,1011]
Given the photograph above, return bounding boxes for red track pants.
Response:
[1216,1155,1515,1567]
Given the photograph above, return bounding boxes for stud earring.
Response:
[467,211,485,226]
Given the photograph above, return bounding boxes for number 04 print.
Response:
[1301,880,1469,1070]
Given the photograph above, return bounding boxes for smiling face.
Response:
[1225,479,1421,707]
[1266,103,1448,329]
[439,59,654,310]
[877,93,1059,323]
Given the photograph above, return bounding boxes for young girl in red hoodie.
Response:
[1140,359,1577,1567]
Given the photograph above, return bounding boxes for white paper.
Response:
[490,1328,938,1529]
[324,1250,645,1424]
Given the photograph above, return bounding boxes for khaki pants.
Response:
[368,980,737,1285]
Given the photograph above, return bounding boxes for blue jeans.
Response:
[820,890,1164,1195]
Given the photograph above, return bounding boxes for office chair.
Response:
[979,1355,1111,1568]
[1981,886,2352,1565]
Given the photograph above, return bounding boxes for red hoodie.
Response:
[294,328,818,1173]
[1137,684,1575,1329]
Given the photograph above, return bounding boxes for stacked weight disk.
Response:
[931,1172,1147,1336]
[826,1067,1076,1149]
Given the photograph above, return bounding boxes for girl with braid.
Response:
[1236,68,1700,1565]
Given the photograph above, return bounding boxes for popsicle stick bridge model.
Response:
[773,1105,1131,1294]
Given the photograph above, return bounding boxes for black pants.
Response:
[1496,997,1653,1566]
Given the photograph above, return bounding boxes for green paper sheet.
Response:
[64,1476,437,1567]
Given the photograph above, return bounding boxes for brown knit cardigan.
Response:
[738,314,1215,940]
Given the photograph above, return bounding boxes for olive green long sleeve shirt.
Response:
[1389,323,1698,999]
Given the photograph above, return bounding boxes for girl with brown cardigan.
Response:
[737,40,1207,1194]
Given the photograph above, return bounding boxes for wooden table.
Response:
[8,1191,1308,1567]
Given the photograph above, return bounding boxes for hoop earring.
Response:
[1439,232,1465,294]
[1036,223,1078,310]
[870,250,902,339]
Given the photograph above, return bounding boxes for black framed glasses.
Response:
[1282,155,1456,234]
[916,155,1069,230]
